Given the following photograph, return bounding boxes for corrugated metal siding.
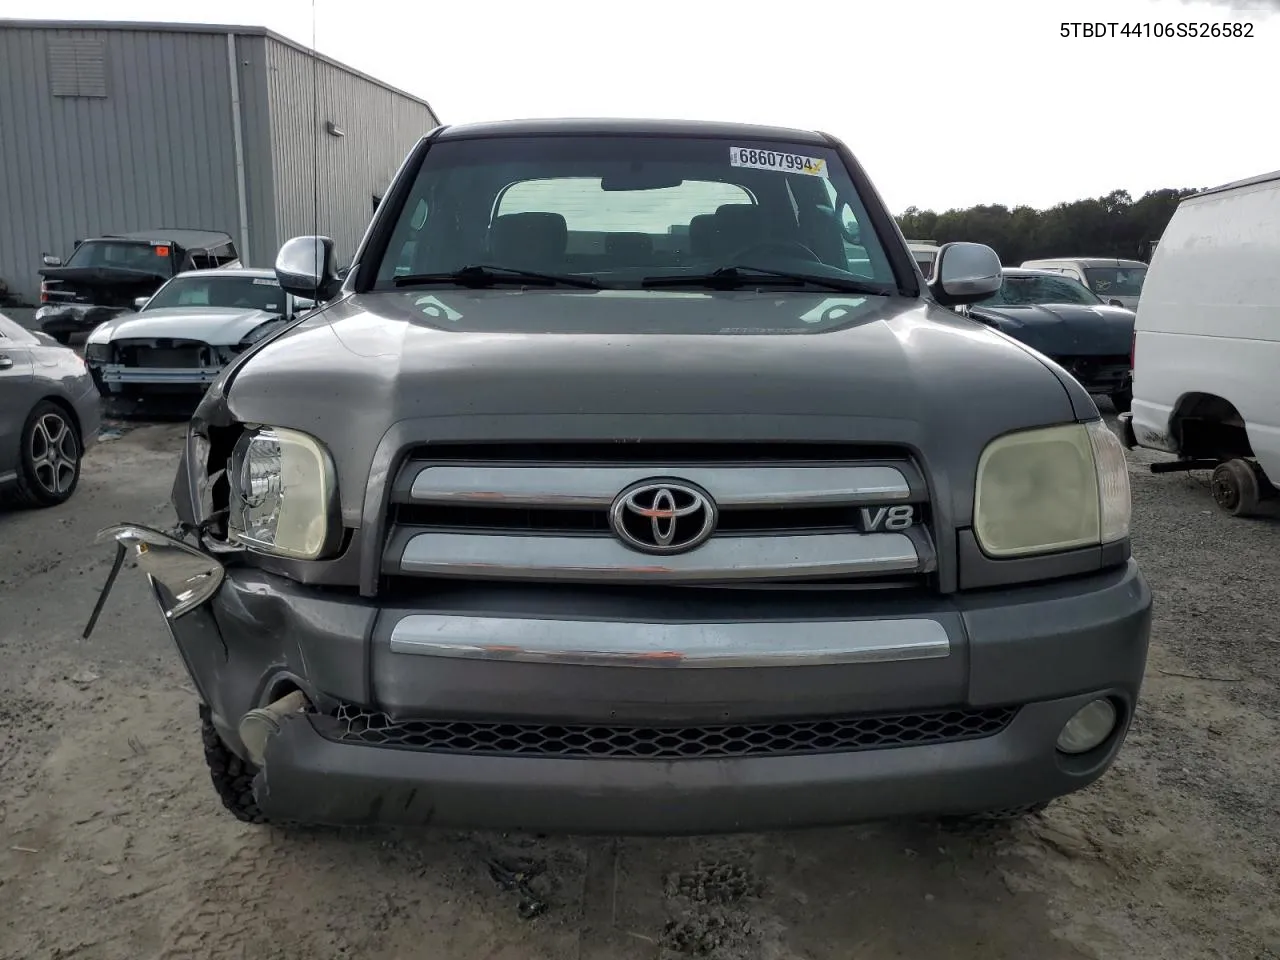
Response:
[233,35,278,266]
[265,38,437,268]
[0,25,240,303]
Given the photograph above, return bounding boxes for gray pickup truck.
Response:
[88,118,1151,835]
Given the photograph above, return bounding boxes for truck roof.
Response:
[98,229,235,250]
[1189,169,1280,201]
[433,118,830,145]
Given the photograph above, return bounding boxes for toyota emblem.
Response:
[608,479,718,555]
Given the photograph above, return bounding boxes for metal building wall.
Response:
[0,23,242,304]
[264,37,439,268]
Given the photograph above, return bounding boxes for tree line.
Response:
[895,188,1201,265]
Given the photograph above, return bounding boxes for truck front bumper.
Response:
[36,304,127,336]
[163,560,1152,835]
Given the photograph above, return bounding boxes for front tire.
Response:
[12,401,82,508]
[199,705,268,824]
[51,331,72,345]
[1109,389,1132,414]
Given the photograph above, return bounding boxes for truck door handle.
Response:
[0,355,13,370]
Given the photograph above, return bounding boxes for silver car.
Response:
[83,267,314,401]
[0,311,102,507]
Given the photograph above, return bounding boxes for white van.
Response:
[905,240,940,278]
[1019,257,1148,310]
[1118,170,1280,517]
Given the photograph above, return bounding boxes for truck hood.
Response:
[194,288,1089,529]
[91,306,282,345]
[38,265,169,284]
[969,302,1135,356]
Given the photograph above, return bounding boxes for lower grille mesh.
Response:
[321,703,1019,760]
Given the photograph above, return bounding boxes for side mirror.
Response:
[927,242,1002,307]
[92,524,225,621]
[133,296,150,310]
[42,254,62,267]
[275,236,341,302]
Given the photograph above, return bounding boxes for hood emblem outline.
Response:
[608,478,719,555]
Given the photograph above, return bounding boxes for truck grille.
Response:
[381,443,936,586]
[320,703,1018,760]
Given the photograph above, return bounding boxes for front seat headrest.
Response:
[689,214,718,258]
[489,212,569,265]
[713,204,765,253]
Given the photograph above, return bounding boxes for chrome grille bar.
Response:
[405,463,913,507]
[389,530,929,581]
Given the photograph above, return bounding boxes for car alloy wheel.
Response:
[31,411,79,496]
[13,401,82,508]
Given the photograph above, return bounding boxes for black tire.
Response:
[51,331,72,345]
[1109,389,1132,414]
[11,400,82,508]
[1210,458,1264,518]
[199,704,268,824]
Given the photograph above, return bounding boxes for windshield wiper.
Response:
[641,265,892,295]
[393,264,600,290]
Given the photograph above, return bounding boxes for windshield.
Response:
[143,275,286,313]
[1084,266,1146,297]
[978,274,1103,307]
[66,240,174,275]
[373,135,897,289]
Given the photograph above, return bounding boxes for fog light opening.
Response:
[239,689,311,766]
[1056,698,1119,755]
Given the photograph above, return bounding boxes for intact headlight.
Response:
[973,420,1131,557]
[227,426,340,560]
[84,342,112,363]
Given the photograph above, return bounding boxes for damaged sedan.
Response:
[83,268,313,403]
[958,268,1137,413]
[87,118,1151,836]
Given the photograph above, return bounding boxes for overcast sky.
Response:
[3,0,1278,213]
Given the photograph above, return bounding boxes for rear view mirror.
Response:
[42,254,62,267]
[927,242,1003,307]
[600,170,684,191]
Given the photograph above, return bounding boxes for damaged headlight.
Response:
[227,426,341,560]
[231,320,284,355]
[973,420,1130,558]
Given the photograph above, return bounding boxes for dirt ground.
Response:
[1,413,1278,960]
